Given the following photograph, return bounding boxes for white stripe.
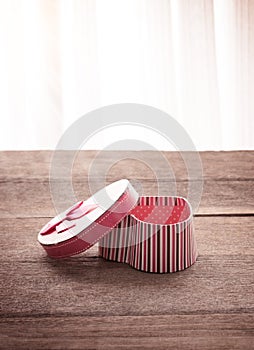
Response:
[160,226,163,273]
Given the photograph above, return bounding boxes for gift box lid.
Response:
[38,179,139,258]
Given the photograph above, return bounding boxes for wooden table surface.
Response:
[0,151,253,350]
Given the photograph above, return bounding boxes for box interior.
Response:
[130,197,191,225]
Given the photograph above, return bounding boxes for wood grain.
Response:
[0,179,254,218]
[1,315,253,350]
[0,150,253,181]
[1,216,253,261]
[0,151,253,350]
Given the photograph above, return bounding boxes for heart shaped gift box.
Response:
[99,195,197,273]
[38,179,197,273]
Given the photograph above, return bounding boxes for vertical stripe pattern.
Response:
[98,196,197,273]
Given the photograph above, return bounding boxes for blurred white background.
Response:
[0,0,253,150]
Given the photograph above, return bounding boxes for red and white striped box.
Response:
[98,196,197,273]
[38,180,197,273]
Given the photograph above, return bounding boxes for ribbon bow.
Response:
[40,201,98,235]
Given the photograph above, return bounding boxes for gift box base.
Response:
[99,196,197,273]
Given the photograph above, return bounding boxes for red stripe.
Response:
[162,226,166,273]
[143,223,147,271]
[152,226,156,272]
[137,221,141,269]
[172,225,175,272]
[181,223,184,270]
[169,225,172,273]
[119,230,124,263]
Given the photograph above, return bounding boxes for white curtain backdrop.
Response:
[0,0,253,150]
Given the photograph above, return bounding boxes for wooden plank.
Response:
[1,216,253,261]
[0,217,253,318]
[0,179,253,218]
[0,151,253,181]
[0,314,253,350]
[0,251,253,317]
